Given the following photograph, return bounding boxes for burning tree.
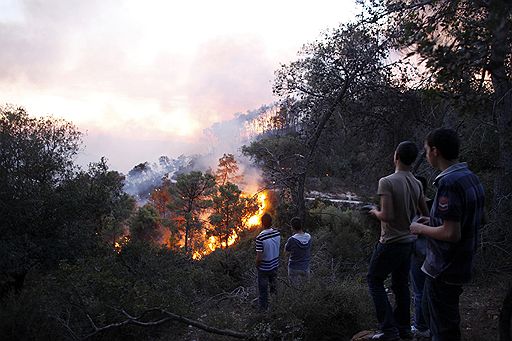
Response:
[148,176,183,249]
[136,153,268,257]
[208,182,259,249]
[149,176,172,219]
[215,153,243,186]
[168,171,216,254]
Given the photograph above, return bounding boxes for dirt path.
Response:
[352,272,511,341]
[460,272,511,340]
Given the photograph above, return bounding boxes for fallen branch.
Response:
[197,286,249,307]
[61,307,250,340]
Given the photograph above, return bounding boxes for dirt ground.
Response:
[460,272,512,340]
[352,272,512,341]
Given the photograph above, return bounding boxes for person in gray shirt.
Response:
[285,217,312,287]
[368,141,429,341]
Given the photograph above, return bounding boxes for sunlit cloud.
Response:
[0,0,359,172]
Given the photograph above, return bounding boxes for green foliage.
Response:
[0,244,202,340]
[199,247,252,293]
[130,205,162,244]
[310,206,377,269]
[242,134,306,215]
[260,279,373,341]
[0,106,136,295]
[59,158,136,246]
[0,105,82,290]
[0,202,379,341]
[371,0,511,263]
[377,0,510,97]
[4,3,511,339]
[0,285,68,340]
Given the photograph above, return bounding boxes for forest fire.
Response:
[192,190,268,260]
[245,191,268,227]
[114,235,130,254]
[112,153,270,260]
[113,186,268,260]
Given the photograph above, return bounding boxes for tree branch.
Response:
[71,307,250,340]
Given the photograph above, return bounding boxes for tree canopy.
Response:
[0,106,82,291]
[168,171,216,254]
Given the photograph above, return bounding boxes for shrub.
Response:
[250,278,374,340]
[309,206,377,271]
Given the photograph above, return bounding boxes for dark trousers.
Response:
[258,269,277,310]
[423,276,463,341]
[367,242,413,338]
[410,242,428,331]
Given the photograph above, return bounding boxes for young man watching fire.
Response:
[255,213,280,311]
[285,216,312,287]
[368,141,429,341]
[410,128,485,341]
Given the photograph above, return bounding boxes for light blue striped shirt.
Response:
[256,228,280,271]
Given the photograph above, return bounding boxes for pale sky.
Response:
[1,0,358,172]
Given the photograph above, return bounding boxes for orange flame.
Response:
[114,235,130,253]
[192,191,268,260]
[114,190,269,260]
[245,191,267,227]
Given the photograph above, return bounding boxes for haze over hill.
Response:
[0,0,359,173]
[123,104,278,201]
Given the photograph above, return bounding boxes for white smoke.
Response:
[123,104,280,200]
[123,155,193,203]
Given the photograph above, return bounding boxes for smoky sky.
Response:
[0,0,357,172]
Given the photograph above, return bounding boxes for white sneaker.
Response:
[411,325,431,338]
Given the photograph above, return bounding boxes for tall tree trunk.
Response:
[488,0,512,233]
[295,80,351,221]
[185,221,190,254]
[296,173,307,221]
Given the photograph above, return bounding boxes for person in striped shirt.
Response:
[255,213,281,311]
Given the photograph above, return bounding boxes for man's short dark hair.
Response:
[290,217,302,231]
[426,128,460,160]
[261,213,272,228]
[396,141,419,166]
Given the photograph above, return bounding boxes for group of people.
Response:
[367,128,484,341]
[253,128,485,341]
[255,213,312,310]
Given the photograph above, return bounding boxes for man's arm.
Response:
[370,193,394,222]
[410,220,461,242]
[418,195,429,217]
[256,251,263,267]
[284,237,291,253]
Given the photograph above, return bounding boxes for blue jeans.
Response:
[410,239,428,331]
[423,276,463,341]
[367,242,413,339]
[258,269,277,310]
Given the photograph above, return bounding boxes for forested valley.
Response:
[1,1,511,340]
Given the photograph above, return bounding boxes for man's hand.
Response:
[410,220,461,242]
[410,222,424,235]
[256,251,262,267]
